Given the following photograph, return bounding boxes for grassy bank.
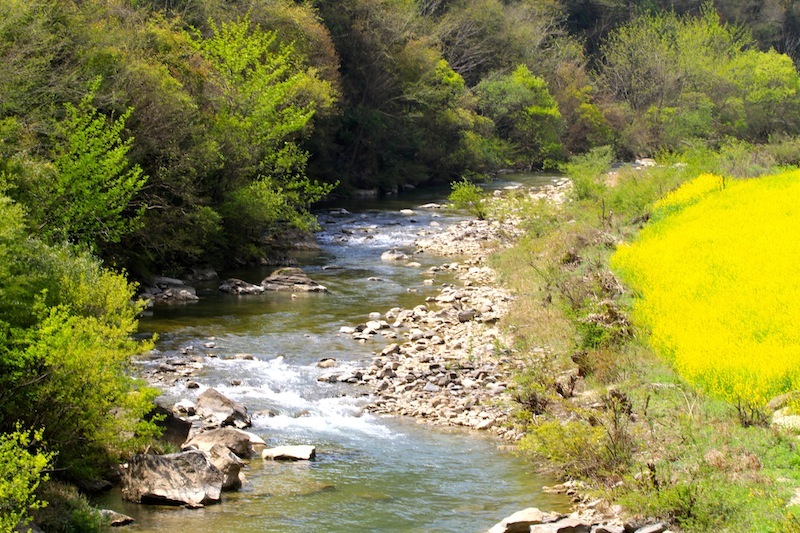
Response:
[491,148,800,531]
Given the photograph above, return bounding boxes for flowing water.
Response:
[96,173,569,532]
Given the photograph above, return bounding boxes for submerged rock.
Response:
[261,267,327,292]
[99,509,135,527]
[381,249,410,261]
[262,445,317,461]
[185,268,219,282]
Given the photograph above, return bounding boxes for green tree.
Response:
[0,428,52,532]
[194,15,335,261]
[475,65,563,169]
[11,79,147,250]
[598,4,800,152]
[0,194,159,480]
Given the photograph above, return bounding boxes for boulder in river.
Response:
[195,388,252,429]
[262,445,316,461]
[183,427,265,458]
[219,278,265,295]
[150,403,192,447]
[261,267,327,292]
[121,450,224,507]
[99,509,135,527]
[207,444,245,491]
[142,276,200,303]
[381,249,409,261]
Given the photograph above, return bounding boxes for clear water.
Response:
[97,173,569,532]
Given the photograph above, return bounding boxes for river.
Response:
[96,173,569,532]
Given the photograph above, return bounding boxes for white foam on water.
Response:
[254,396,395,440]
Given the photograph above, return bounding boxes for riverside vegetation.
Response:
[489,147,800,531]
[3,0,800,530]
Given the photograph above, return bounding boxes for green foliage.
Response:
[599,5,800,153]
[0,427,52,532]
[194,15,322,179]
[220,174,333,261]
[0,194,159,479]
[449,178,488,220]
[0,0,61,117]
[11,79,146,250]
[561,145,614,201]
[189,15,336,260]
[475,65,563,169]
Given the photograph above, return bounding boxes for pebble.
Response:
[328,183,580,437]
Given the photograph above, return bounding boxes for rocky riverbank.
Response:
[328,177,671,532]
[328,178,572,439]
[126,176,666,531]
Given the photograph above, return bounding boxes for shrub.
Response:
[0,194,159,480]
[449,178,488,220]
[519,418,606,477]
[33,481,106,533]
[561,145,614,202]
[0,428,52,532]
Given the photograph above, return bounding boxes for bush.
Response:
[0,194,159,480]
[561,145,614,201]
[449,178,488,220]
[519,418,606,477]
[33,481,106,533]
[0,428,52,532]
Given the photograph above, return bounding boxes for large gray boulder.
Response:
[195,388,252,429]
[261,268,327,292]
[207,444,245,491]
[183,427,266,458]
[121,450,224,507]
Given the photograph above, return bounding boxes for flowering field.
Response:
[611,169,800,408]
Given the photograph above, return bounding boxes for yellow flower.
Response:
[612,170,800,407]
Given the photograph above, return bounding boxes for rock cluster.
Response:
[323,181,577,438]
[121,388,275,507]
[332,265,521,438]
[219,267,327,294]
[140,276,200,304]
[488,505,670,533]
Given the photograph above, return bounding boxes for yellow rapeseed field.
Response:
[611,169,800,408]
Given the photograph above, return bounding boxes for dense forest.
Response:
[2,0,799,276]
[1,0,800,529]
